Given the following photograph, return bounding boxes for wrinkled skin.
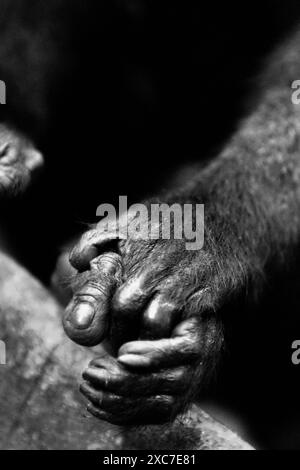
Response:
[0,124,43,197]
[63,215,226,424]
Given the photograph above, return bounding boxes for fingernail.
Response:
[118,354,151,368]
[70,303,95,329]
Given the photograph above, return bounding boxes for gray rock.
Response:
[0,252,253,450]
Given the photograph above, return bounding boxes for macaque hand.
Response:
[62,207,235,424]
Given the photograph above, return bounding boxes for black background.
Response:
[1,0,300,449]
[1,0,300,279]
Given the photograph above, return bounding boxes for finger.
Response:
[85,403,119,425]
[110,273,155,347]
[112,262,193,343]
[80,382,103,406]
[140,294,181,339]
[63,252,122,346]
[81,382,142,413]
[70,228,120,272]
[83,388,176,425]
[118,318,203,369]
[83,364,190,396]
[81,381,174,413]
[112,273,153,318]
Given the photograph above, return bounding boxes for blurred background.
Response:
[1,0,300,449]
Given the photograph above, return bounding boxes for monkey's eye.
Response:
[0,143,10,157]
[0,142,18,165]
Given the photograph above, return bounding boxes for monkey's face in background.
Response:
[0,125,43,197]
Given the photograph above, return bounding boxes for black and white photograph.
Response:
[1,0,300,453]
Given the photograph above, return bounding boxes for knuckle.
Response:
[112,280,145,314]
[142,296,180,338]
[113,272,153,313]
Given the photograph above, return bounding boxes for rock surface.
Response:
[0,252,253,450]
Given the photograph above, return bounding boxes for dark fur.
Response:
[2,1,300,426]
[76,29,300,425]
